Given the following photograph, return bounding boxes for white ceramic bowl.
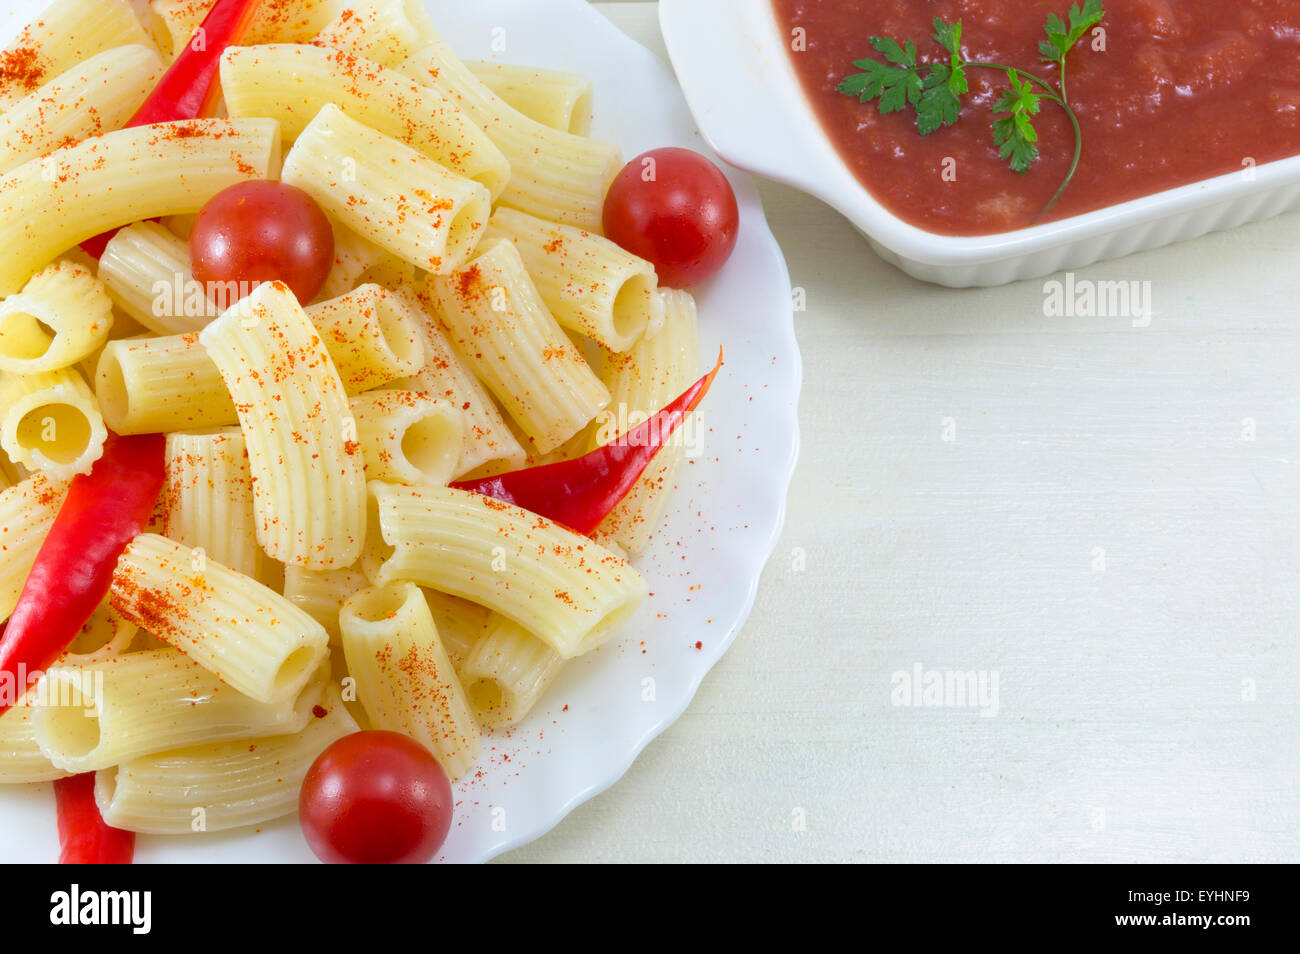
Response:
[660,0,1300,288]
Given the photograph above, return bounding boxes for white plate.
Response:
[659,0,1300,288]
[0,0,800,862]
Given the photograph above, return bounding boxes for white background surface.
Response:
[502,2,1300,863]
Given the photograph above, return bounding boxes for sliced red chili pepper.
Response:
[0,434,165,717]
[453,350,722,535]
[54,773,134,864]
[81,0,265,258]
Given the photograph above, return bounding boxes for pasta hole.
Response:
[569,89,594,136]
[346,583,412,623]
[65,606,122,657]
[400,411,461,485]
[16,404,90,464]
[38,680,101,760]
[95,348,131,430]
[0,312,56,362]
[467,678,506,719]
[363,491,396,577]
[611,274,655,345]
[273,646,319,696]
[446,194,491,265]
[376,298,423,370]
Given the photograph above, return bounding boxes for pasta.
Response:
[313,0,435,68]
[0,44,164,176]
[430,239,610,454]
[94,683,358,834]
[98,221,217,335]
[280,103,490,276]
[32,648,325,773]
[0,472,68,623]
[318,224,416,302]
[283,564,369,642]
[0,261,114,375]
[483,207,663,352]
[364,482,648,659]
[198,280,367,571]
[0,366,107,478]
[0,0,155,111]
[466,62,594,137]
[152,0,343,53]
[340,582,479,780]
[458,615,565,729]
[349,390,465,487]
[221,43,510,198]
[0,700,69,783]
[0,117,281,296]
[304,284,425,394]
[162,429,263,579]
[95,333,238,434]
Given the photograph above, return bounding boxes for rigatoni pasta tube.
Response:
[423,590,490,668]
[397,32,621,231]
[0,44,165,176]
[199,281,367,570]
[162,430,262,579]
[0,0,155,110]
[460,616,564,729]
[0,117,281,296]
[32,648,325,773]
[283,564,369,642]
[350,390,464,486]
[0,703,69,783]
[318,223,416,301]
[110,534,330,705]
[152,0,342,52]
[0,367,107,478]
[280,104,490,276]
[430,239,609,454]
[466,62,594,137]
[60,600,138,664]
[313,0,433,67]
[98,221,216,335]
[0,261,114,374]
[340,582,479,780]
[0,472,68,623]
[592,288,701,552]
[94,684,358,835]
[483,207,662,352]
[304,284,424,393]
[95,333,238,434]
[364,482,648,659]
[389,286,524,476]
[221,43,509,198]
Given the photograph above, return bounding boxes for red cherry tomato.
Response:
[602,147,739,289]
[299,730,453,864]
[190,180,334,305]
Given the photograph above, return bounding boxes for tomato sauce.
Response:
[773,0,1300,235]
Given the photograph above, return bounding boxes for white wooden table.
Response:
[502,1,1300,863]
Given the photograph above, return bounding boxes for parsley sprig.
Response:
[838,1,1104,218]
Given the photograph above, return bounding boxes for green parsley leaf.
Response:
[836,35,923,115]
[917,62,966,134]
[1040,0,1104,63]
[991,70,1042,173]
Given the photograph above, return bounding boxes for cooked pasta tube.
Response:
[364,482,648,659]
[397,32,621,231]
[467,62,593,137]
[98,221,217,335]
[0,368,107,478]
[60,600,139,664]
[318,223,416,301]
[592,288,701,552]
[110,534,331,705]
[221,43,509,198]
[32,648,326,774]
[0,117,281,296]
[199,281,367,570]
[94,683,358,834]
[349,390,464,486]
[0,472,68,623]
[422,590,491,668]
[281,104,490,276]
[0,261,114,374]
[0,44,164,176]
[340,582,479,780]
[283,564,369,642]
[304,284,424,393]
[430,239,609,453]
[312,0,435,67]
[389,286,525,476]
[162,430,263,579]
[152,0,342,52]
[459,615,565,729]
[483,207,662,352]
[0,0,155,111]
[0,702,69,783]
[95,333,237,434]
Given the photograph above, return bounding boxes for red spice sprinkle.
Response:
[312,705,328,718]
[0,46,46,96]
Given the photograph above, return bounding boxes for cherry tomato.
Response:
[190,180,334,305]
[299,730,453,864]
[602,147,739,288]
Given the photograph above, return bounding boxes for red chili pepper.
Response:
[0,434,165,717]
[80,0,264,258]
[54,773,135,864]
[452,350,722,535]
